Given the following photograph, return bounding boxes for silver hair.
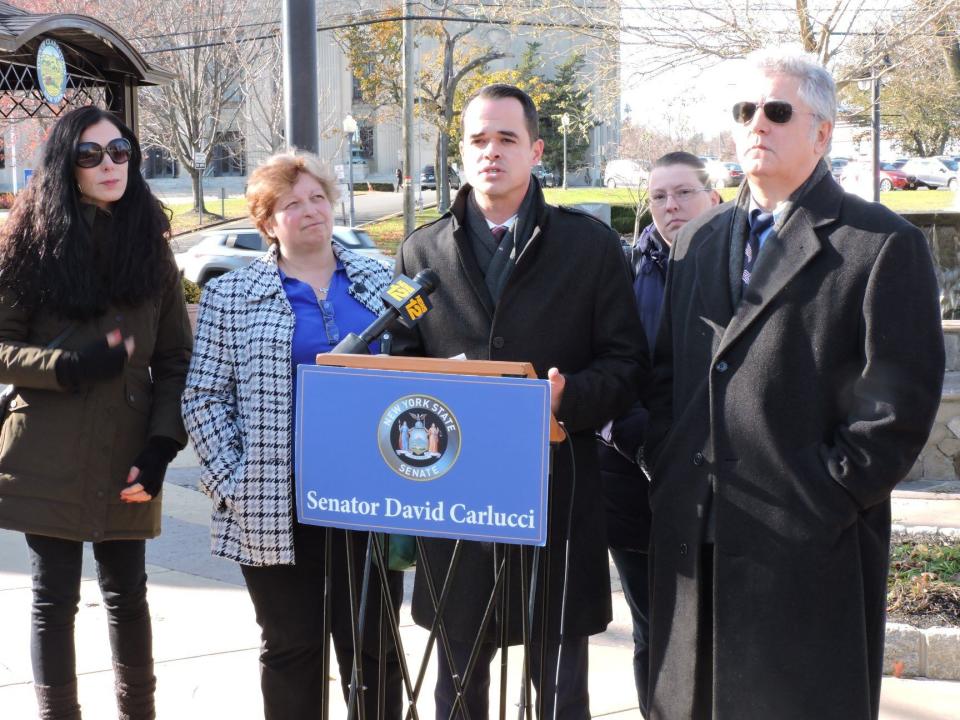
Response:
[743,47,836,150]
[744,47,836,122]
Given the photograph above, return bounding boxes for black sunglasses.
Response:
[75,138,132,168]
[732,100,795,125]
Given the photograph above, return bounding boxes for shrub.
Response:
[182,276,201,304]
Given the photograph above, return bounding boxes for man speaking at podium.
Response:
[392,84,647,720]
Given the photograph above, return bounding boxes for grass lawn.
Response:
[165,197,249,235]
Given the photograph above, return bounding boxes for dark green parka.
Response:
[0,207,193,542]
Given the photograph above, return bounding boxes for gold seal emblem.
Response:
[37,40,67,105]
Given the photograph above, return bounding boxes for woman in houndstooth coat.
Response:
[182,151,404,720]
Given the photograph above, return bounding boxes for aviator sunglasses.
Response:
[732,100,796,125]
[75,138,132,168]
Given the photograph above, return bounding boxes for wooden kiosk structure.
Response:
[0,1,173,130]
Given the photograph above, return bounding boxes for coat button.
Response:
[693,452,704,466]
[96,490,105,499]
[492,336,505,349]
[679,543,688,556]
[8,400,15,409]
[715,361,728,373]
[92,530,102,539]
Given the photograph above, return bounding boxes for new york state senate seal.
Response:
[378,395,461,481]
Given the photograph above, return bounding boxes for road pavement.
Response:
[0,449,958,719]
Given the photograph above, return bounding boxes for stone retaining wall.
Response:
[912,322,960,482]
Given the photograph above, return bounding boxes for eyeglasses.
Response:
[732,100,797,125]
[75,138,132,168]
[649,187,709,207]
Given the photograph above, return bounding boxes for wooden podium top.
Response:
[313,353,566,442]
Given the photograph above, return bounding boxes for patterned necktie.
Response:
[743,209,774,287]
[491,225,508,242]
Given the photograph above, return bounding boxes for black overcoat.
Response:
[392,182,647,643]
[645,174,944,720]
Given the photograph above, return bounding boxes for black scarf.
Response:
[465,180,538,303]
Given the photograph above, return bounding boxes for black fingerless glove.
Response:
[55,337,128,390]
[129,436,180,497]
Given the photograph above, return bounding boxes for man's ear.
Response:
[709,190,721,206]
[814,120,833,156]
[531,138,544,165]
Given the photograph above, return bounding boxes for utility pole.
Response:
[871,71,880,203]
[282,0,318,153]
[403,0,415,237]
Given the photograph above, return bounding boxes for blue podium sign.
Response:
[295,365,551,545]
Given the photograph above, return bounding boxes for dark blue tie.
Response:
[743,209,774,287]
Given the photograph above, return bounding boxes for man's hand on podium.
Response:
[548,367,565,415]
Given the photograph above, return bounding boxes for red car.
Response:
[840,161,917,193]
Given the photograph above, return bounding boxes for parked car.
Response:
[420,165,460,190]
[829,157,850,181]
[175,226,392,286]
[532,164,556,187]
[898,157,960,189]
[705,160,744,188]
[603,159,648,188]
[840,160,917,195]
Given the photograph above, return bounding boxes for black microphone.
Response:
[329,269,440,355]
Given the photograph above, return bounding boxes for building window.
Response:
[210,131,246,177]
[358,122,374,159]
[142,145,177,178]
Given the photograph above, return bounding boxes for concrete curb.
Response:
[891,524,960,538]
[885,624,960,680]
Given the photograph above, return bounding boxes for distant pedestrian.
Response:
[0,106,193,720]
[395,166,403,192]
[646,48,944,719]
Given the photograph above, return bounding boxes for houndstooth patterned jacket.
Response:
[181,243,392,565]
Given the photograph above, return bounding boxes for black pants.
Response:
[610,548,650,718]
[434,635,590,720]
[241,523,405,720]
[26,533,152,686]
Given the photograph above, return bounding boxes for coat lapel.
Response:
[715,176,842,359]
[694,213,735,335]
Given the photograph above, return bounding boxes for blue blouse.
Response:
[280,261,380,425]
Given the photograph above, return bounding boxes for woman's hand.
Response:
[120,436,180,503]
[55,328,135,390]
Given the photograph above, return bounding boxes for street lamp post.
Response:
[343,114,358,227]
[561,113,570,190]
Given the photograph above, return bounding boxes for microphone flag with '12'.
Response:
[383,270,437,328]
[328,269,440,355]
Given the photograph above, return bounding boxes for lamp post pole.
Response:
[561,112,570,190]
[343,114,357,227]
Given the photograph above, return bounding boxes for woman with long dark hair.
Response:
[0,106,193,719]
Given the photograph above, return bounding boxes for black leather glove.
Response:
[128,436,180,498]
[55,336,128,390]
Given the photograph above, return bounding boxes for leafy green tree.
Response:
[537,52,593,178]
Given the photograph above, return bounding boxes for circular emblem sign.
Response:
[378,395,461,481]
[37,40,67,105]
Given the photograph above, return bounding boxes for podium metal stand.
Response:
[300,354,567,720]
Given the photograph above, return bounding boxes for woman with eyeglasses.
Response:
[182,150,404,720]
[0,106,193,719]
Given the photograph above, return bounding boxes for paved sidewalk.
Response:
[1,449,958,719]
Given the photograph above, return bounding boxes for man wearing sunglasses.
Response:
[644,48,944,720]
